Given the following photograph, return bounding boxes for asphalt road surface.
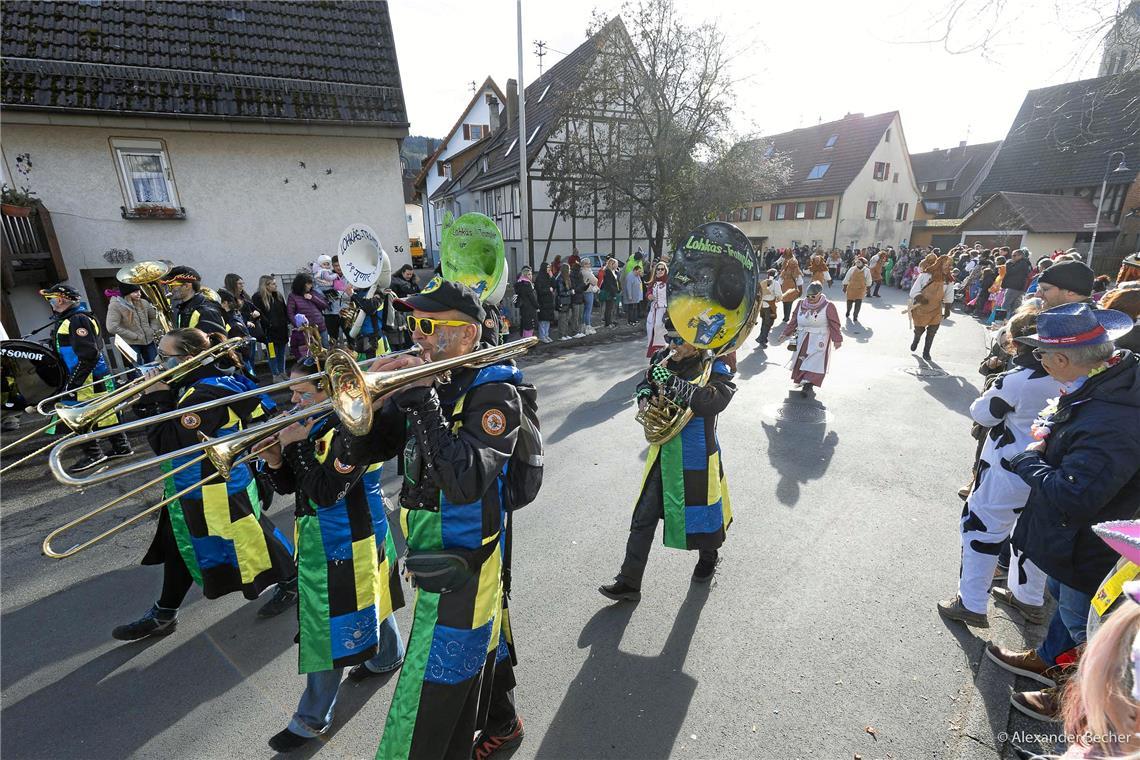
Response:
[2,287,1054,759]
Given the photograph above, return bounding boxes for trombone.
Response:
[42,337,538,557]
[28,362,157,416]
[1,337,243,476]
[47,347,420,487]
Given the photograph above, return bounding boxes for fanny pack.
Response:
[404,540,498,594]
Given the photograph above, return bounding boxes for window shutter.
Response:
[885,162,891,181]
[463,124,471,139]
[866,201,874,219]
[805,201,815,217]
[770,205,777,221]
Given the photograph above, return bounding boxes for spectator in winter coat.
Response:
[106,283,162,363]
[253,275,289,380]
[555,263,576,340]
[286,273,329,346]
[514,266,539,338]
[1002,248,1033,312]
[986,303,1140,722]
[623,265,645,326]
[598,257,622,327]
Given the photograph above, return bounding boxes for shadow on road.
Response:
[842,321,875,344]
[734,346,776,379]
[760,394,839,507]
[535,583,710,759]
[1,586,297,759]
[913,357,981,418]
[546,369,643,445]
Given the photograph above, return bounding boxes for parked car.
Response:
[579,253,624,271]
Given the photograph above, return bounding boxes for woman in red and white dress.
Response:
[645,261,669,358]
[780,282,842,396]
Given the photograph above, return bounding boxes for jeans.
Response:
[288,614,405,737]
[582,292,594,329]
[757,312,774,344]
[538,321,551,340]
[556,308,571,336]
[603,299,617,326]
[1037,577,1093,666]
[130,343,157,364]
[570,303,584,335]
[266,341,287,375]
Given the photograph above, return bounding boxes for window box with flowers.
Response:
[110,137,186,220]
[121,203,187,220]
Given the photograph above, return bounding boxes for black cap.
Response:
[40,283,81,301]
[1038,260,1094,296]
[161,265,202,285]
[119,282,141,297]
[396,276,485,323]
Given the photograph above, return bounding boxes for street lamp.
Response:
[1088,150,1131,270]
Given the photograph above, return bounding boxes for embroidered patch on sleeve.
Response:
[333,458,354,474]
[481,409,506,436]
[181,413,201,430]
[75,327,89,337]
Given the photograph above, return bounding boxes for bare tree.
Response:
[540,0,789,259]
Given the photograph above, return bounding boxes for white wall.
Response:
[836,114,921,249]
[2,123,408,321]
[1024,232,1078,258]
[406,202,424,243]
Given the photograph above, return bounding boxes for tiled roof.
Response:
[747,111,898,201]
[1,1,407,126]
[413,77,505,191]
[960,191,1117,233]
[439,18,625,197]
[977,70,1140,197]
[910,141,1002,201]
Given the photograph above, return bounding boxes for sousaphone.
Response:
[336,223,391,339]
[440,212,507,303]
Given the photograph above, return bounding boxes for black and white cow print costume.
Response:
[958,355,1061,615]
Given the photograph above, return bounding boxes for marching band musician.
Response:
[600,317,737,602]
[161,265,227,335]
[341,277,525,760]
[111,328,297,641]
[40,283,133,471]
[257,358,405,754]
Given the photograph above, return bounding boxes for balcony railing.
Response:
[1,201,67,289]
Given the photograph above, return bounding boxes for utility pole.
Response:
[533,40,547,75]
[468,80,477,94]
[517,0,531,268]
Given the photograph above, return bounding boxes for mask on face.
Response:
[161,356,182,371]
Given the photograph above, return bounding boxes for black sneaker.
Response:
[347,659,403,681]
[599,580,641,602]
[112,606,178,641]
[107,447,133,460]
[71,452,109,473]
[267,728,312,753]
[258,582,298,618]
[472,715,525,760]
[692,555,719,583]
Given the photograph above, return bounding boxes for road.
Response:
[1,286,1055,759]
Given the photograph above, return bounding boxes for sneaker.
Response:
[71,452,109,473]
[990,586,1048,625]
[936,596,989,628]
[559,336,571,341]
[107,447,133,460]
[541,337,553,343]
[1010,687,1061,722]
[572,332,585,338]
[985,644,1056,686]
[267,728,312,753]
[258,581,298,618]
[347,659,403,681]
[112,605,178,641]
[692,555,719,583]
[598,580,641,602]
[472,715,525,760]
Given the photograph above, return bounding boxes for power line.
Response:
[533,40,547,75]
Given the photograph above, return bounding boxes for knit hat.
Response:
[119,282,141,297]
[1038,260,1094,296]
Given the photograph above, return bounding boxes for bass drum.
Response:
[0,340,66,405]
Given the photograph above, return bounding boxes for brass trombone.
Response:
[42,337,538,556]
[28,362,157,416]
[1,337,243,476]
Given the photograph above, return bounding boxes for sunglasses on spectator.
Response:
[1031,348,1057,362]
[406,316,470,335]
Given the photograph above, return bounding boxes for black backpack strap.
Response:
[502,510,513,600]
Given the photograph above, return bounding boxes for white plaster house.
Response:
[0,1,410,335]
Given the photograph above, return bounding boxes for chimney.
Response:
[487,92,501,134]
[506,79,519,128]
[959,140,967,148]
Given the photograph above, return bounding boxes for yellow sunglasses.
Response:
[406,315,470,335]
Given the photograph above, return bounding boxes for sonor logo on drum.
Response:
[1,350,46,360]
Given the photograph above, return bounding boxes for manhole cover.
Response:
[761,403,831,424]
[899,366,950,378]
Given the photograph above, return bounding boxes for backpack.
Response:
[463,365,544,511]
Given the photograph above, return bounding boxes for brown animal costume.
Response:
[1100,282,1140,352]
[908,254,949,359]
[779,253,802,302]
[809,254,829,284]
[1118,253,1140,286]
[869,252,886,284]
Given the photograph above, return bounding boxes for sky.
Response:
[389,0,1119,154]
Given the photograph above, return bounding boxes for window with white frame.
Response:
[795,202,807,219]
[111,138,179,208]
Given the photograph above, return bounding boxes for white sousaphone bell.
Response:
[337,223,391,339]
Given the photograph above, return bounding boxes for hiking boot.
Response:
[1010,686,1061,722]
[71,452,109,473]
[472,715,525,760]
[258,581,298,618]
[990,586,1048,625]
[267,728,312,753]
[985,644,1056,686]
[599,580,641,602]
[693,554,719,583]
[936,596,989,628]
[112,605,178,641]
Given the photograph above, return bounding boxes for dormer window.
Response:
[806,163,830,180]
[824,134,838,149]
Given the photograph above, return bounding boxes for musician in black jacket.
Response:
[162,265,227,335]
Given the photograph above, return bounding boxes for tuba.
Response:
[117,260,175,332]
[335,223,391,339]
[441,212,507,303]
[636,221,760,444]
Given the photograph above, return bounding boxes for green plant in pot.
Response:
[2,153,37,217]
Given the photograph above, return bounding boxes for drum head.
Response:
[667,222,760,352]
[441,213,505,300]
[1,340,66,404]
